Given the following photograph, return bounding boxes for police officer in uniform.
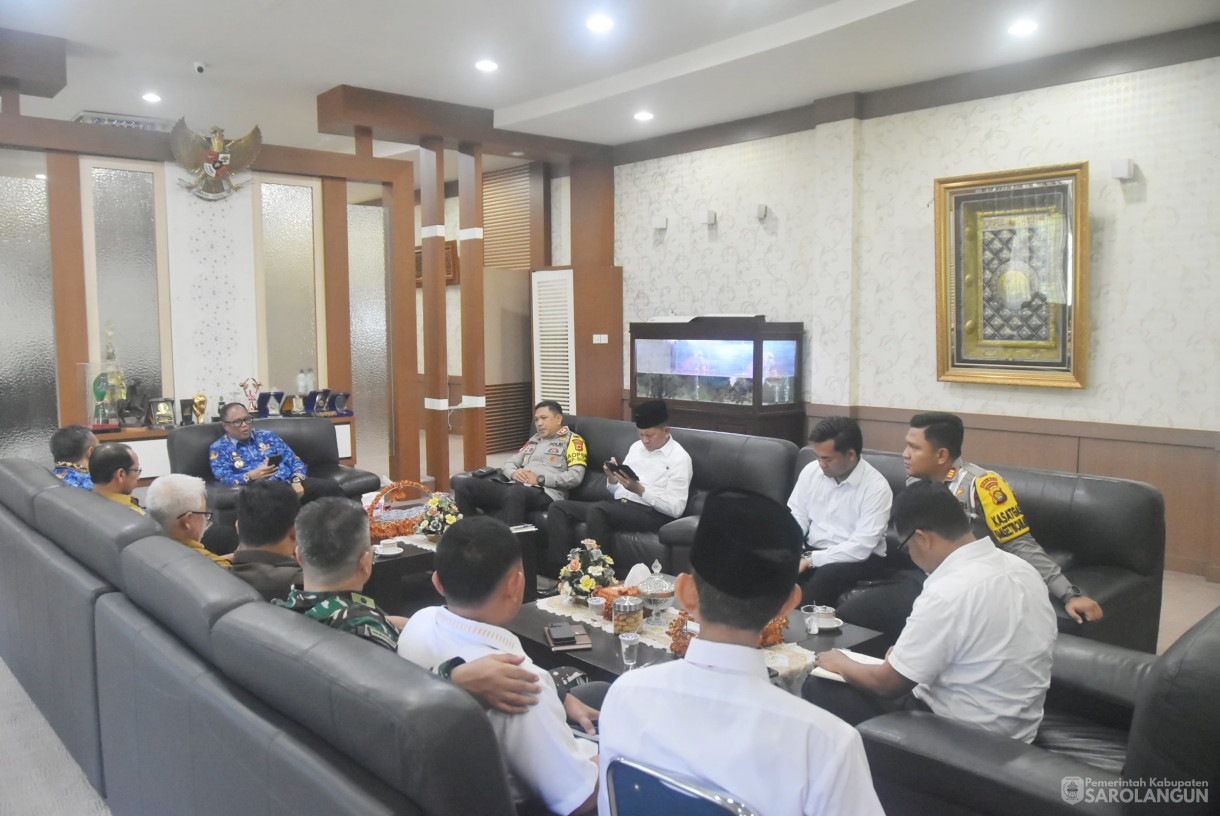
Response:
[453,400,588,528]
[838,411,1104,636]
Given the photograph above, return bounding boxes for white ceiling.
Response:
[3,0,1218,159]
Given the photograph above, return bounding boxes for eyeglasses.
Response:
[897,528,918,553]
[177,510,214,522]
[223,416,253,427]
[125,467,143,476]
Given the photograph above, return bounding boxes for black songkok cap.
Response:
[690,488,802,598]
[633,400,668,429]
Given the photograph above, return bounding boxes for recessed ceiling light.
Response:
[509,151,525,157]
[142,92,161,103]
[34,173,46,180]
[587,14,614,33]
[475,59,498,72]
[1008,19,1037,36]
[634,111,654,122]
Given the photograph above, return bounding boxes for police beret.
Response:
[690,488,802,598]
[633,400,669,429]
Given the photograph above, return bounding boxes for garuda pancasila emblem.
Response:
[170,117,262,200]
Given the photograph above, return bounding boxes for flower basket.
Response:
[367,481,430,540]
[558,539,617,601]
[415,492,462,538]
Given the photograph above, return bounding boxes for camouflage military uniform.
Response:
[53,462,94,490]
[275,589,399,651]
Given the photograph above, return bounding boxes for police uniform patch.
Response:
[976,472,1029,543]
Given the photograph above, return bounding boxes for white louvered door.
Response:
[531,268,577,414]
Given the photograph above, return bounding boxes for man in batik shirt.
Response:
[51,425,97,489]
[210,403,343,504]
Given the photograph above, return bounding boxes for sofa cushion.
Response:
[120,536,261,663]
[0,458,66,526]
[96,593,415,816]
[31,486,161,590]
[212,602,516,815]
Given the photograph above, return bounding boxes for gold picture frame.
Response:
[934,162,1089,388]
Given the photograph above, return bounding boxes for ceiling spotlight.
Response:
[142,92,162,103]
[587,14,614,33]
[509,151,525,157]
[1008,19,1037,36]
[34,173,46,180]
[634,111,654,122]
[475,59,498,72]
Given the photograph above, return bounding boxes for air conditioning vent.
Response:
[531,269,576,413]
[73,111,174,132]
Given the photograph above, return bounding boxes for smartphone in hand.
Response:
[267,454,283,467]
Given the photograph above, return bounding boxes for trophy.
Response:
[240,377,262,412]
[192,394,207,425]
[149,399,176,429]
[257,391,284,418]
[90,372,119,431]
[325,392,353,417]
[304,389,330,415]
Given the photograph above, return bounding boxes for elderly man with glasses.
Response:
[145,473,231,567]
[209,402,343,504]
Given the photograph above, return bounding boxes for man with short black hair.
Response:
[810,481,1057,743]
[545,400,692,567]
[453,400,588,527]
[788,415,893,605]
[229,480,302,601]
[399,516,603,815]
[597,489,884,816]
[841,411,1102,635]
[51,425,97,489]
[209,403,344,503]
[146,473,231,567]
[90,442,145,514]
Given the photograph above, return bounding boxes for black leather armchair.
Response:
[856,607,1220,816]
[167,416,381,516]
[839,449,1165,652]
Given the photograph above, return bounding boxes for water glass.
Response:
[587,596,607,619]
[619,632,641,668]
[801,604,819,634]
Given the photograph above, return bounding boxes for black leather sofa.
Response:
[0,458,516,816]
[827,449,1164,653]
[166,416,381,518]
[857,608,1220,816]
[451,414,799,575]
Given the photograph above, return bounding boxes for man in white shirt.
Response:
[808,481,1057,743]
[398,516,602,815]
[546,400,693,568]
[597,488,883,816]
[788,415,894,605]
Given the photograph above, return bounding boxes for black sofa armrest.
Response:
[858,712,1125,816]
[1044,633,1155,729]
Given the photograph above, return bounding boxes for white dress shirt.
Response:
[597,638,884,816]
[888,538,1057,743]
[612,435,693,519]
[787,457,892,567]
[397,606,597,814]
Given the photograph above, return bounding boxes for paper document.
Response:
[808,650,885,683]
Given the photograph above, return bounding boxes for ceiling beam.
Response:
[316,85,612,165]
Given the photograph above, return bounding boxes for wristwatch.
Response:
[538,475,546,487]
[435,656,466,681]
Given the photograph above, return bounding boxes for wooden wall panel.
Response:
[1079,439,1216,578]
[572,266,623,419]
[47,150,89,426]
[485,382,532,453]
[484,165,531,269]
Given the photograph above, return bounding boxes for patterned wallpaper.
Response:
[551,175,571,266]
[614,57,1220,431]
[163,163,259,410]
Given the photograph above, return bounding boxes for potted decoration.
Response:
[559,538,617,603]
[416,492,462,540]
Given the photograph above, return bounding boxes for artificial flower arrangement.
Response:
[558,538,617,601]
[416,492,462,538]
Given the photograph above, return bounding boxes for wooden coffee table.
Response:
[506,600,887,683]
[365,539,436,615]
